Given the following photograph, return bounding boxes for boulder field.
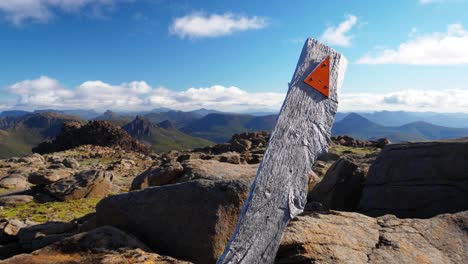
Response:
[0,133,467,263]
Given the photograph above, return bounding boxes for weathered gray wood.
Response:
[217,38,348,264]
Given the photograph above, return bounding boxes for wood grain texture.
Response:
[217,38,348,264]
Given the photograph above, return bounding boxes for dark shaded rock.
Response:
[97,179,250,264]
[32,120,150,155]
[375,138,391,148]
[17,221,77,251]
[3,226,191,264]
[277,210,468,264]
[308,158,365,211]
[359,141,468,218]
[75,213,97,233]
[331,135,373,147]
[0,243,22,260]
[317,151,340,162]
[44,170,113,201]
[62,158,80,169]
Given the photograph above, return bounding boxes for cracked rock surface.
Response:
[276,210,468,264]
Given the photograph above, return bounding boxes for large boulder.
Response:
[97,179,250,264]
[44,170,113,201]
[276,210,468,264]
[2,226,191,264]
[359,141,468,218]
[308,158,366,211]
[131,159,258,190]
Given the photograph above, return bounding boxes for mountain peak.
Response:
[157,120,175,129]
[123,116,156,137]
[340,113,377,126]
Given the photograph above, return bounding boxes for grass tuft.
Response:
[0,198,100,223]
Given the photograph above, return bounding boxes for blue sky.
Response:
[1,0,468,112]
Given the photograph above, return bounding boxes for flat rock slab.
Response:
[359,140,468,218]
[277,210,468,264]
[218,38,347,263]
[0,195,33,206]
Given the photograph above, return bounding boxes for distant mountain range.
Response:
[1,108,468,158]
[0,112,83,158]
[122,116,212,152]
[335,111,468,128]
[181,113,277,142]
[332,113,468,142]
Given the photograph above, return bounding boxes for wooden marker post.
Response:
[217,38,348,264]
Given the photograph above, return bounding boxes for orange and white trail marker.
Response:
[304,56,330,97]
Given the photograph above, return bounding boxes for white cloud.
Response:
[358,23,468,65]
[8,76,74,107]
[0,0,120,25]
[339,89,468,113]
[6,76,468,113]
[2,76,285,112]
[320,15,358,47]
[169,12,267,39]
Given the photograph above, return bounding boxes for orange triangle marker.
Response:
[304,56,330,97]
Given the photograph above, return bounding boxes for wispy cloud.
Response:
[2,76,285,112]
[357,24,468,65]
[169,12,268,39]
[0,0,124,26]
[320,15,358,47]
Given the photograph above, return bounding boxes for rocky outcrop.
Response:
[2,226,191,264]
[131,159,258,190]
[97,179,250,264]
[32,120,150,155]
[193,131,269,163]
[276,210,468,264]
[44,170,114,201]
[359,140,468,218]
[331,135,391,148]
[308,158,366,211]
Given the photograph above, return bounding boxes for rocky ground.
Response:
[0,132,466,263]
